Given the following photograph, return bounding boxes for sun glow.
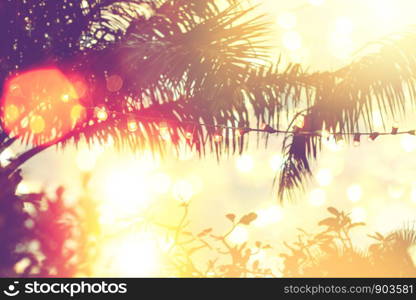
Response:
[94,232,161,277]
[1,68,86,145]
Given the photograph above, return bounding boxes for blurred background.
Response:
[6,0,416,276]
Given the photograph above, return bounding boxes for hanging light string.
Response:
[90,106,416,140]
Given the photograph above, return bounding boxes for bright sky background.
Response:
[7,0,416,276]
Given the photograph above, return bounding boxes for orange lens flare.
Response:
[1,68,87,146]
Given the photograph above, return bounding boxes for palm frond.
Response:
[277,30,416,201]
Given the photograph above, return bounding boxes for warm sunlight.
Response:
[3,0,416,285]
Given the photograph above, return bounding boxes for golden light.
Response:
[351,207,367,223]
[185,131,193,140]
[127,119,138,132]
[347,184,362,203]
[254,205,283,227]
[4,104,20,122]
[95,232,161,277]
[99,167,152,221]
[315,168,332,187]
[61,94,70,102]
[70,104,86,124]
[228,225,249,244]
[277,12,297,29]
[401,135,416,153]
[159,122,170,141]
[235,154,254,173]
[282,31,302,51]
[29,115,45,134]
[309,188,326,206]
[1,68,85,145]
[214,133,223,143]
[172,179,194,203]
[95,107,108,122]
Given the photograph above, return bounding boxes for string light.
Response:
[391,123,399,135]
[95,106,108,121]
[369,132,380,141]
[185,131,193,140]
[184,125,195,140]
[214,132,223,143]
[236,127,250,137]
[353,133,361,147]
[127,119,138,132]
[87,107,416,147]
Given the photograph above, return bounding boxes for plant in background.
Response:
[280,207,416,277]
[152,201,274,277]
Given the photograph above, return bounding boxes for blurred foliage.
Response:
[152,202,274,277]
[1,160,415,277]
[0,169,99,277]
[280,207,416,277]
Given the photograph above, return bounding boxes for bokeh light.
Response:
[1,68,86,145]
[235,154,254,173]
[351,207,367,223]
[309,188,326,206]
[282,31,302,51]
[315,168,333,187]
[347,184,362,203]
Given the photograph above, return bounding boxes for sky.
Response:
[7,0,416,276]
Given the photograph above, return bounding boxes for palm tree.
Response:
[0,0,416,201]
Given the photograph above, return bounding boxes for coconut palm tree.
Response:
[0,0,416,201]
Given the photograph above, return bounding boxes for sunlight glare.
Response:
[309,188,326,206]
[347,184,362,203]
[277,12,297,29]
[315,168,333,187]
[270,153,284,172]
[401,135,416,153]
[282,31,302,51]
[235,154,254,173]
[228,225,249,244]
[254,205,283,227]
[351,207,367,223]
[172,180,194,203]
[96,232,161,277]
